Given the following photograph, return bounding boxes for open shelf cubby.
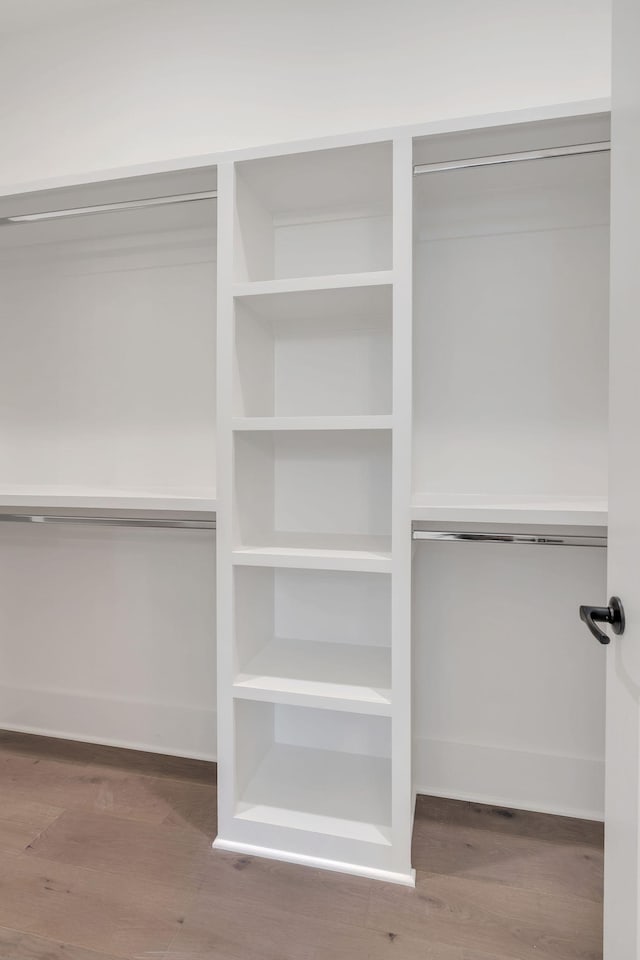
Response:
[234,142,392,282]
[234,699,392,845]
[233,566,391,713]
[234,283,393,419]
[232,429,391,564]
[412,125,610,516]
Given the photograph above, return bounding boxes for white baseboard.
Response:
[213,837,416,886]
[414,736,604,821]
[0,684,217,762]
[0,687,604,821]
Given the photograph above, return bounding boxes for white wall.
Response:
[0,0,611,191]
[0,523,216,760]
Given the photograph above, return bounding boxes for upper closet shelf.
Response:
[411,494,608,527]
[0,486,217,514]
[233,271,394,298]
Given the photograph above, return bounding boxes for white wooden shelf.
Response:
[0,486,217,513]
[234,638,392,715]
[232,416,393,432]
[233,271,394,299]
[232,535,392,573]
[235,744,392,846]
[411,493,608,527]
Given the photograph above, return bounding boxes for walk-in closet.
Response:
[0,105,613,888]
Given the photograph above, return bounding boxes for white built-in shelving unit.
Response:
[215,140,414,883]
[0,101,612,884]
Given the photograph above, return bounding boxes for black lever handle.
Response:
[579,596,625,645]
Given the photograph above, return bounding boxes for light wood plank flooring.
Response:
[0,731,603,959]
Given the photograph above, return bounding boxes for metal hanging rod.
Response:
[1,140,609,222]
[413,140,610,176]
[0,514,215,531]
[0,514,604,543]
[412,530,606,548]
[3,190,218,224]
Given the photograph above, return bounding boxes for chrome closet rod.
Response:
[413,140,611,175]
[0,515,604,542]
[3,190,218,224]
[412,530,606,548]
[2,141,609,221]
[0,514,216,531]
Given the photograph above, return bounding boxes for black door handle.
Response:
[579,596,625,645]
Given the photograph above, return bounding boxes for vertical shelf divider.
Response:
[390,137,415,881]
[214,160,236,839]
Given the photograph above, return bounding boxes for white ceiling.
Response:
[0,0,131,34]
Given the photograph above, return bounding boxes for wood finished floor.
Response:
[0,731,603,960]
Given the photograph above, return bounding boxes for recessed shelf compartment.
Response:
[233,566,391,713]
[234,283,392,418]
[233,430,391,558]
[234,700,392,845]
[234,142,393,282]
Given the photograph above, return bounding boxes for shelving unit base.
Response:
[212,837,416,887]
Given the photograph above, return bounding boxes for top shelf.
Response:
[233,142,393,283]
[411,493,607,527]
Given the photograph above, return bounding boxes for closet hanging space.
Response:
[0,167,218,513]
[0,167,218,758]
[410,111,610,819]
[411,113,610,526]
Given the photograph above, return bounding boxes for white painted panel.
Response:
[413,540,606,816]
[605,0,640,953]
[274,216,392,280]
[0,0,611,189]
[272,432,391,537]
[234,284,392,418]
[273,312,391,417]
[0,240,216,498]
[0,523,216,757]
[234,431,392,543]
[413,151,609,503]
[274,705,391,758]
[414,738,603,820]
[274,568,390,648]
